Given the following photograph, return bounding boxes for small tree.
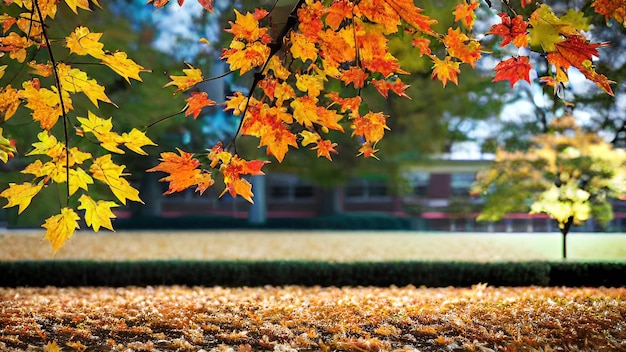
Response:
[472,115,626,259]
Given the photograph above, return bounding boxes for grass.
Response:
[1,229,625,262]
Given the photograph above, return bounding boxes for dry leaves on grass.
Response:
[1,285,625,351]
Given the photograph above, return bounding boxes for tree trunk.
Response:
[132,172,162,217]
[559,216,574,260]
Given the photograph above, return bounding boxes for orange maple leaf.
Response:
[493,56,532,87]
[351,111,390,145]
[488,13,529,48]
[453,1,479,30]
[147,148,214,195]
[443,27,481,68]
[219,154,267,203]
[185,92,216,119]
[357,142,380,160]
[312,139,338,160]
[592,0,626,26]
[430,55,461,87]
[371,78,410,98]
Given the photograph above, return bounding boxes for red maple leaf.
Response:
[488,13,528,48]
[493,56,532,87]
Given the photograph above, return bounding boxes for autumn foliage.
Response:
[1,0,624,251]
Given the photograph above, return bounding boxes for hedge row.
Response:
[1,261,624,288]
[113,214,413,230]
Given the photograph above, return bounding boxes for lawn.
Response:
[1,230,625,351]
[1,230,626,261]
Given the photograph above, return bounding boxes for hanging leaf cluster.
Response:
[1,0,624,252]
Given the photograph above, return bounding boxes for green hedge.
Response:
[112,214,413,231]
[3,260,623,288]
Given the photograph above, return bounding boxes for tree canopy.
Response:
[0,0,624,251]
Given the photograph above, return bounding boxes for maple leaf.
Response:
[0,85,20,121]
[430,55,461,87]
[300,130,320,147]
[371,78,410,98]
[225,9,267,42]
[43,341,62,352]
[351,112,390,144]
[493,56,532,87]
[218,154,267,203]
[546,35,613,95]
[0,182,44,214]
[289,32,318,63]
[185,91,216,119]
[326,0,354,31]
[312,139,338,160]
[101,51,149,83]
[0,127,16,163]
[147,148,214,194]
[19,80,73,130]
[68,167,94,196]
[453,1,479,30]
[90,155,142,205]
[76,111,124,154]
[291,96,320,129]
[65,26,105,59]
[411,37,431,56]
[488,13,528,48]
[28,61,53,77]
[119,129,156,155]
[295,72,326,98]
[77,194,117,232]
[443,27,481,68]
[357,142,380,160]
[64,0,92,13]
[222,41,271,75]
[340,67,368,89]
[43,207,80,253]
[163,64,204,92]
[57,63,113,107]
[0,32,31,63]
[592,0,626,26]
[197,0,213,11]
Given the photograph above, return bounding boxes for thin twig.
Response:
[145,109,186,129]
[33,0,71,204]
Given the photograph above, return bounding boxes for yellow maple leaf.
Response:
[57,63,113,107]
[66,26,105,59]
[77,194,117,232]
[163,64,204,92]
[64,0,92,13]
[90,155,142,205]
[0,182,44,214]
[43,341,62,352]
[120,128,156,155]
[69,168,94,196]
[43,207,80,253]
[101,51,149,83]
[19,80,73,130]
[76,111,124,153]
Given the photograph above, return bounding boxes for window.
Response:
[451,173,476,197]
[345,179,389,200]
[268,174,314,201]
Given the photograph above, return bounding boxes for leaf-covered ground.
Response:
[1,285,625,351]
